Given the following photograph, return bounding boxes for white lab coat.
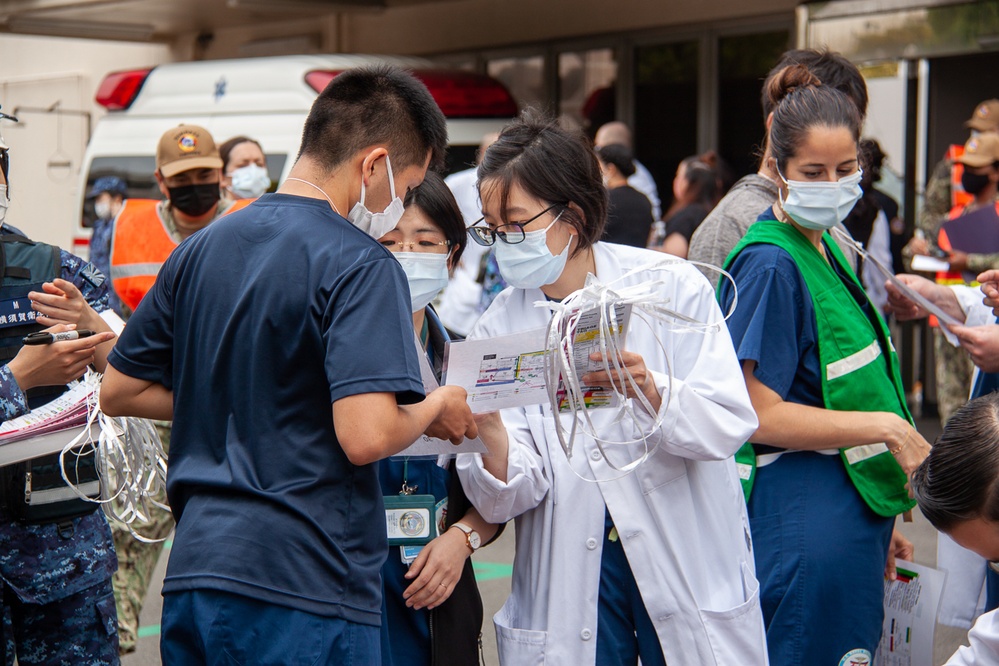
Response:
[457,242,767,665]
[947,610,999,665]
[937,285,996,628]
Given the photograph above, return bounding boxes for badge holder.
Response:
[384,494,437,547]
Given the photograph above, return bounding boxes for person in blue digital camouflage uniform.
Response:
[0,106,121,666]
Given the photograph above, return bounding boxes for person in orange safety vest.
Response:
[109,123,252,314]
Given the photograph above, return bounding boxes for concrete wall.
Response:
[0,34,170,250]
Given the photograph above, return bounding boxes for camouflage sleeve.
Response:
[0,363,30,421]
[58,249,110,313]
[917,159,953,242]
[966,252,999,275]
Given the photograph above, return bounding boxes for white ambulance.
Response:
[73,54,517,256]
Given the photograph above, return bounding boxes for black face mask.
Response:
[961,170,993,196]
[168,183,220,217]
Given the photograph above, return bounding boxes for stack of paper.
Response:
[0,381,95,444]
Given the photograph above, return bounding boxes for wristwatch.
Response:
[451,522,481,553]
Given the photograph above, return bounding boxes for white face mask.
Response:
[229,164,271,199]
[94,200,113,221]
[394,251,450,313]
[0,185,8,225]
[778,167,864,231]
[347,154,406,239]
[494,211,572,289]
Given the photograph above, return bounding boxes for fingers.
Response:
[886,547,897,581]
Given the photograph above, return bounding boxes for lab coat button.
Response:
[585,537,598,550]
[590,450,602,461]
[580,628,592,640]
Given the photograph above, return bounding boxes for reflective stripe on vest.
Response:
[724,219,915,517]
[110,198,254,311]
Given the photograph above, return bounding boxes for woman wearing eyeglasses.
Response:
[456,111,765,665]
[376,172,502,666]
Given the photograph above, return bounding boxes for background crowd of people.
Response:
[2,42,999,666]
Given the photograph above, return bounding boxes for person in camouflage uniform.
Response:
[110,423,173,654]
[906,100,999,426]
[0,106,122,665]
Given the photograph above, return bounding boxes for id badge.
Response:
[384,494,437,546]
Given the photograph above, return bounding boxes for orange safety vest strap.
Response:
[110,199,178,312]
[948,144,974,210]
[110,197,254,311]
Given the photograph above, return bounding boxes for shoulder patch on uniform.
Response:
[80,262,106,288]
[839,649,872,666]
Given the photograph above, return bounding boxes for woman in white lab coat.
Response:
[456,111,767,665]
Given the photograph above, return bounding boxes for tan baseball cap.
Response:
[955,133,999,168]
[156,124,222,178]
[966,100,999,132]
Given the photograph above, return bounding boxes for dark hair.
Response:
[595,143,636,178]
[762,49,869,121]
[298,66,448,173]
[478,109,608,256]
[404,171,467,268]
[678,156,718,208]
[766,65,863,173]
[219,136,263,172]
[911,392,999,531]
[859,138,886,183]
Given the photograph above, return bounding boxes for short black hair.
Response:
[219,136,263,172]
[595,143,636,178]
[911,392,999,531]
[298,66,448,174]
[404,171,466,268]
[762,49,868,121]
[478,109,607,257]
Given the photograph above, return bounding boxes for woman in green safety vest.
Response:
[717,64,931,666]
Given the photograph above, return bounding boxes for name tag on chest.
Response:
[384,494,437,546]
[0,297,38,328]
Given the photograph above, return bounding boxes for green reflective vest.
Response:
[723,219,915,518]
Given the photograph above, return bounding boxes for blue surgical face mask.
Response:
[777,167,864,231]
[228,164,271,199]
[394,252,450,313]
[494,210,573,289]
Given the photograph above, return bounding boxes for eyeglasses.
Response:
[467,203,564,246]
[379,237,451,254]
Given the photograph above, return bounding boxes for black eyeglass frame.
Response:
[466,203,566,247]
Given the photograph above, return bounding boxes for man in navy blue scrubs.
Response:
[100,66,478,664]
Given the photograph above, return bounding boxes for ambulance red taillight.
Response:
[95,68,153,111]
[305,69,517,118]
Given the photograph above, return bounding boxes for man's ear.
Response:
[359,147,389,188]
[154,171,170,199]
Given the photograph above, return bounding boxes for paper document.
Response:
[553,303,632,411]
[0,379,94,443]
[874,560,946,666]
[394,335,488,458]
[442,327,549,413]
[910,254,951,273]
[831,227,962,327]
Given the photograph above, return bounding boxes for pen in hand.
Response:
[23,330,97,345]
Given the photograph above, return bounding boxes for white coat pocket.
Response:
[697,562,769,665]
[494,606,548,666]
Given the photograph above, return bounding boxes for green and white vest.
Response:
[723,219,915,518]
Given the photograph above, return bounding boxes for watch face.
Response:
[468,531,482,549]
